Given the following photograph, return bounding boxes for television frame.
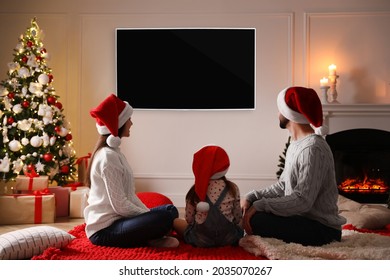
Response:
[115,27,256,111]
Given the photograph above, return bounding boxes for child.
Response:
[174,145,243,247]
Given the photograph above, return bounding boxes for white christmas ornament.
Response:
[7,62,19,74]
[0,154,10,172]
[49,136,56,146]
[38,73,49,85]
[58,127,68,137]
[17,119,32,131]
[42,133,49,147]
[12,104,23,114]
[2,128,9,143]
[35,161,45,172]
[18,67,30,78]
[27,55,38,68]
[21,137,29,146]
[30,135,43,147]
[12,158,24,173]
[9,139,22,152]
[29,82,43,97]
[22,86,28,96]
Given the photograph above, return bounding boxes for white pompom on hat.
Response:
[192,145,230,212]
[277,86,329,136]
[90,94,133,148]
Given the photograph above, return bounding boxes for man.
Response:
[241,86,346,246]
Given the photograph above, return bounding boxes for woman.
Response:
[84,94,179,248]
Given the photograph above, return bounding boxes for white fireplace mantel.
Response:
[322,104,390,133]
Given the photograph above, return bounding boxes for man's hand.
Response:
[242,205,256,235]
[240,198,251,214]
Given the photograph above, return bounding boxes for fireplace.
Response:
[326,128,390,204]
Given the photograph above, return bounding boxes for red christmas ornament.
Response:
[22,100,30,108]
[27,41,33,48]
[43,153,54,162]
[65,134,72,141]
[7,92,15,99]
[7,116,14,125]
[54,126,61,133]
[48,74,54,83]
[41,48,47,54]
[60,165,70,174]
[55,102,63,110]
[47,96,57,105]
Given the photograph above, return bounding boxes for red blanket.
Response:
[32,223,390,260]
[32,223,264,260]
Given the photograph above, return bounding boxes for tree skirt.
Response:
[239,224,390,260]
[32,223,264,260]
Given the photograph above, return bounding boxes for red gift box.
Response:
[48,186,70,217]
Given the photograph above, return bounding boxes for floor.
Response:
[0,217,85,235]
[0,208,185,235]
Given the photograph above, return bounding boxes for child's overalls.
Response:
[184,187,244,247]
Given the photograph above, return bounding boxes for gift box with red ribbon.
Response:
[0,190,55,225]
[15,175,49,192]
[75,153,91,184]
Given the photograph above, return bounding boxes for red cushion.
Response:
[136,192,173,208]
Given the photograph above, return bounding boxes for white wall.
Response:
[1,0,389,206]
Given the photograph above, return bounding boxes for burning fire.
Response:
[338,176,389,193]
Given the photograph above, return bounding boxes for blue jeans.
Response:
[89,204,179,248]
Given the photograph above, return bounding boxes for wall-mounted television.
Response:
[116,28,256,110]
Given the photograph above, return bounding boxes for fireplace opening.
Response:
[326,128,390,204]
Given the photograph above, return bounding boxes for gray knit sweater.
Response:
[84,147,149,238]
[245,134,346,230]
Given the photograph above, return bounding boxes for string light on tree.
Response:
[0,18,76,185]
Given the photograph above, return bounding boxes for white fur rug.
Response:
[239,230,390,259]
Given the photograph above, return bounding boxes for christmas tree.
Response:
[0,18,76,186]
[276,136,291,179]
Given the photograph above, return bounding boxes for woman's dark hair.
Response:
[85,124,128,187]
[185,176,238,206]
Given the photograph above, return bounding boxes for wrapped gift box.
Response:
[48,186,70,217]
[15,175,49,192]
[76,153,91,184]
[0,193,55,225]
[69,186,89,218]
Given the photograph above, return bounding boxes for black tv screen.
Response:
[116,28,256,110]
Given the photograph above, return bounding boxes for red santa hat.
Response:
[90,94,133,147]
[192,145,230,212]
[277,86,328,135]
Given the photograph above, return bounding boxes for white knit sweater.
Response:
[84,146,149,238]
[246,134,346,230]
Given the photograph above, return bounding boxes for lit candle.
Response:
[328,64,337,76]
[320,77,329,87]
